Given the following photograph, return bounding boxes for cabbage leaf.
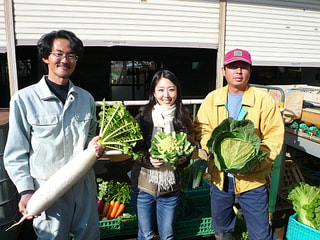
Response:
[206,118,267,174]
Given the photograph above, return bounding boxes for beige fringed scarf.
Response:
[149,104,176,191]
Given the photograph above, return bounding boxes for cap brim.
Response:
[224,57,252,66]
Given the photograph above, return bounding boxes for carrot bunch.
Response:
[97,178,131,220]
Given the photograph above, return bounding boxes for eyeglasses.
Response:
[50,52,79,61]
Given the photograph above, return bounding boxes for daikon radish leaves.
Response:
[97,100,143,159]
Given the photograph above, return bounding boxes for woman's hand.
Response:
[150,157,164,168]
[177,157,187,165]
[88,136,106,158]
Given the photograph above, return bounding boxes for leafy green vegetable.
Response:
[183,158,207,190]
[97,178,115,202]
[149,131,194,170]
[287,182,320,230]
[206,118,267,174]
[97,100,143,159]
[191,159,207,189]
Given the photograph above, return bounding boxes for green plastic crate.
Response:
[99,204,138,238]
[176,206,214,239]
[286,213,320,240]
[181,178,211,207]
[99,217,138,238]
[99,182,212,239]
[176,217,214,239]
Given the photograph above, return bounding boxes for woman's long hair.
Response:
[141,69,192,133]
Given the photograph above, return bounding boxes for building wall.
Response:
[1,0,319,67]
[12,0,220,49]
[0,0,5,52]
[225,0,320,67]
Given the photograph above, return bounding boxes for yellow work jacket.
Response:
[194,85,284,194]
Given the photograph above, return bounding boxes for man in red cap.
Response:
[194,49,284,239]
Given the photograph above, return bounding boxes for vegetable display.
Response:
[287,120,320,138]
[6,101,142,231]
[149,131,194,170]
[287,182,320,230]
[207,118,267,174]
[97,100,143,159]
[97,179,131,220]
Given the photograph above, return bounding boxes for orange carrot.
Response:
[114,203,125,218]
[102,202,110,217]
[109,201,121,219]
[106,200,115,219]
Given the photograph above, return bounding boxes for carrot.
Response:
[102,202,110,217]
[110,200,121,219]
[106,200,115,219]
[114,203,125,218]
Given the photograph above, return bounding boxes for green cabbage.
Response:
[206,118,267,174]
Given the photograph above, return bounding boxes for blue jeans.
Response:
[210,176,276,240]
[131,186,180,240]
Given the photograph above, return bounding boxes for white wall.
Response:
[225,0,320,67]
[12,0,220,49]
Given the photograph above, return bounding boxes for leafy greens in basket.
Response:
[206,118,267,174]
[287,182,320,230]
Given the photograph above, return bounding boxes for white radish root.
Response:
[6,146,97,231]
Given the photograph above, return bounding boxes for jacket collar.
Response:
[242,85,255,108]
[38,76,78,101]
[216,85,255,108]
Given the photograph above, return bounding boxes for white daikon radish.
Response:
[6,146,97,231]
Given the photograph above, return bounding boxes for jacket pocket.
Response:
[28,114,59,138]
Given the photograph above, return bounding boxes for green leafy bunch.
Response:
[207,117,267,174]
[149,131,194,170]
[97,100,143,159]
[287,182,320,230]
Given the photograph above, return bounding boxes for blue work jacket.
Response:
[4,76,97,193]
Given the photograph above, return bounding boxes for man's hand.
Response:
[19,194,37,219]
[88,136,106,158]
[232,165,257,177]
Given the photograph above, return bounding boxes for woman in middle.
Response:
[130,69,195,240]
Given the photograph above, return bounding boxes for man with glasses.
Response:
[4,30,105,239]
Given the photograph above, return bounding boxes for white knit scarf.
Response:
[149,103,176,191]
[151,103,176,137]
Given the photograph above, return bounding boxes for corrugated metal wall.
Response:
[225,0,320,67]
[0,0,5,52]
[1,0,319,67]
[12,0,219,49]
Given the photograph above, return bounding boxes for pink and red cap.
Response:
[223,49,252,66]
